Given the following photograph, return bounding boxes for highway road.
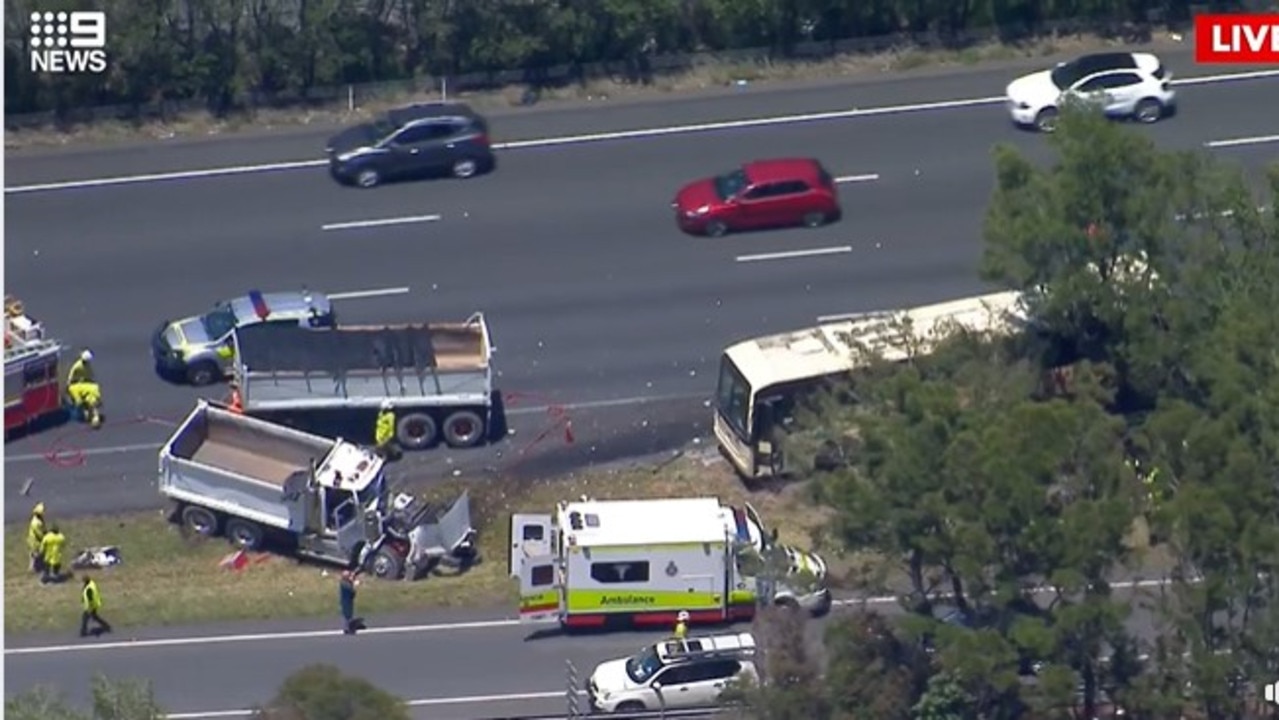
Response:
[6,48,1278,524]
[4,581,1172,719]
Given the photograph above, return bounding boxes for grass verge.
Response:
[4,452,836,635]
[5,32,1184,150]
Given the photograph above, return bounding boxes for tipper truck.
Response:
[230,312,497,451]
[159,400,478,580]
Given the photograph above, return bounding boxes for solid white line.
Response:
[7,67,1276,195]
[1204,134,1279,149]
[327,286,411,300]
[6,576,1179,659]
[164,691,575,719]
[816,311,872,323]
[735,246,853,263]
[1,392,706,464]
[834,174,879,184]
[321,214,440,231]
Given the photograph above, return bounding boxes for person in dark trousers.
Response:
[339,570,364,634]
[80,575,112,637]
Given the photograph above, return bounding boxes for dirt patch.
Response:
[4,451,839,635]
[4,32,1187,151]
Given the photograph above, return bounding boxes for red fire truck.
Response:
[4,296,65,438]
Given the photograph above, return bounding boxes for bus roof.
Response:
[723,290,1029,392]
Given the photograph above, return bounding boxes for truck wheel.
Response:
[180,505,220,537]
[186,361,221,386]
[225,518,265,550]
[396,413,437,450]
[368,546,405,580]
[442,410,485,448]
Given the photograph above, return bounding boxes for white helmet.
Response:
[80,349,93,362]
[677,610,690,622]
[380,399,393,410]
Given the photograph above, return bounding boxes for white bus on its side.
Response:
[713,290,1030,480]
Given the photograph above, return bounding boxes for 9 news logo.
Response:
[28,10,107,74]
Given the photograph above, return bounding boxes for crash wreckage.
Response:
[158,400,478,580]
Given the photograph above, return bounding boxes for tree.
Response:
[982,101,1279,720]
[250,664,411,720]
[8,1,1197,123]
[775,105,1279,717]
[5,675,167,720]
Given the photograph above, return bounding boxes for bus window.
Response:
[716,356,751,440]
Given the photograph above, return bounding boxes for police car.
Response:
[152,289,334,385]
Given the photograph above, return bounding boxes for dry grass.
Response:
[4,32,1185,150]
[4,452,838,635]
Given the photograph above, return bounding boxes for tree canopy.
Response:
[753,105,1279,719]
[6,0,1213,121]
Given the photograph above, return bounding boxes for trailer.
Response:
[510,496,832,630]
[5,295,65,438]
[230,312,496,450]
[159,400,478,579]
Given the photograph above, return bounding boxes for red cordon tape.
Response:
[38,414,177,469]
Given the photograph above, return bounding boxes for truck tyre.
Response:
[396,413,437,450]
[186,361,221,386]
[180,505,220,537]
[225,518,265,550]
[442,410,485,448]
[368,546,405,580]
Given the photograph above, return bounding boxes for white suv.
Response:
[1005,52,1175,132]
[586,633,759,713]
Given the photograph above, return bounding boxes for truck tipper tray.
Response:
[165,405,330,486]
[236,321,487,373]
[232,313,494,411]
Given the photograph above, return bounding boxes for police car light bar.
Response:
[247,290,270,321]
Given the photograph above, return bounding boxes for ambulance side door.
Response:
[509,513,552,577]
[518,555,561,623]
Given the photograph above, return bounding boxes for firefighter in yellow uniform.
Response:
[40,524,66,584]
[66,349,103,428]
[26,503,46,573]
[80,575,113,637]
[374,400,399,460]
[674,610,689,640]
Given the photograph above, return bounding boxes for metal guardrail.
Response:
[478,707,723,720]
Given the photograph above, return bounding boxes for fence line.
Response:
[5,15,1176,130]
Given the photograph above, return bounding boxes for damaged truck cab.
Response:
[159,400,477,580]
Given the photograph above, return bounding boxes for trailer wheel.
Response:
[442,410,485,448]
[180,505,220,537]
[395,413,437,450]
[225,518,265,550]
[368,546,405,580]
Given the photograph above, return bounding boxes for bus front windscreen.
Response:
[716,355,752,441]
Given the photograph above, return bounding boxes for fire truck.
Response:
[4,296,66,438]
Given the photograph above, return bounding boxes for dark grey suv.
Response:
[325,103,495,188]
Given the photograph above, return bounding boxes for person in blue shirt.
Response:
[339,570,362,635]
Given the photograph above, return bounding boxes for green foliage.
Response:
[250,664,411,720]
[7,0,1204,119]
[741,107,1279,718]
[5,675,167,720]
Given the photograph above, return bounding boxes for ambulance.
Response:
[509,496,831,629]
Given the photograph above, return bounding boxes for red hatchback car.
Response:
[673,158,842,237]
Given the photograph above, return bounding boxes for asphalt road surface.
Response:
[6,49,1277,523]
[4,582,1171,719]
